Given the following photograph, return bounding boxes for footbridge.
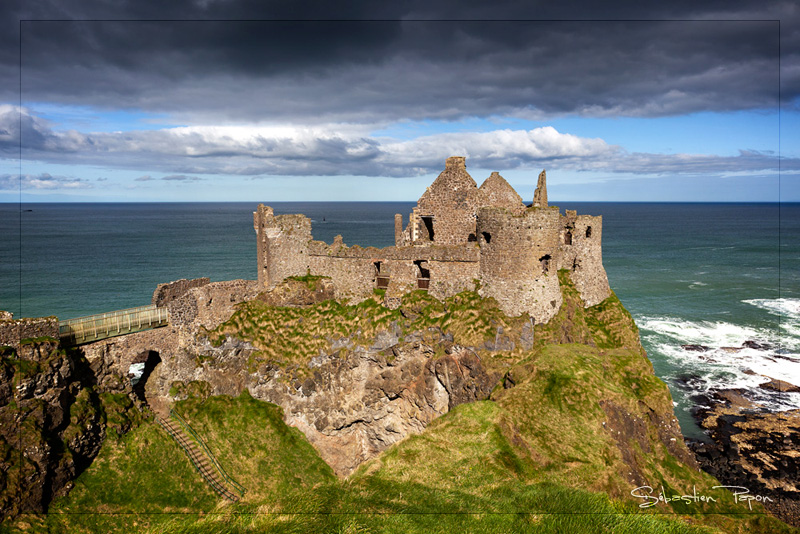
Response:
[58,304,169,345]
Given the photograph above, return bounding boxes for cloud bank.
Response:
[1,107,793,179]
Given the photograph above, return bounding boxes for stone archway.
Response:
[128,350,162,410]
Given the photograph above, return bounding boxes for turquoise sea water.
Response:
[1,201,798,438]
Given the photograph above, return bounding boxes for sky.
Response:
[0,1,798,202]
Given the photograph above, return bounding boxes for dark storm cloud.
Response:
[1,1,795,123]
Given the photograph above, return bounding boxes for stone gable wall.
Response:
[414,157,482,246]
[478,172,525,213]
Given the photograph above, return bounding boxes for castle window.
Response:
[540,254,551,274]
[564,231,572,245]
[374,261,390,288]
[421,216,435,242]
[482,231,492,244]
[586,226,592,238]
[414,260,430,290]
[468,233,477,242]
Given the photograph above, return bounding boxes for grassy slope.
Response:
[6,272,797,533]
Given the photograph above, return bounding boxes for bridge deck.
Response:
[59,304,168,345]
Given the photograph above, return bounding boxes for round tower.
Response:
[477,206,563,322]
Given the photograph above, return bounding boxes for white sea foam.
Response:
[637,313,800,412]
[744,297,800,340]
[744,297,800,319]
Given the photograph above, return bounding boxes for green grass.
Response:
[173,390,336,504]
[10,389,792,534]
[36,419,220,534]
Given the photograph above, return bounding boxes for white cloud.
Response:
[1,106,794,180]
[0,172,93,191]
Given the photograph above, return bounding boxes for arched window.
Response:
[585,226,592,238]
[564,231,572,245]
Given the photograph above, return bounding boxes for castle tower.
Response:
[477,206,563,323]
[557,211,610,307]
[532,169,548,208]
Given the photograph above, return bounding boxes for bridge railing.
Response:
[59,304,169,345]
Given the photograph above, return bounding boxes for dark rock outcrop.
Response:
[688,388,800,527]
[0,342,101,518]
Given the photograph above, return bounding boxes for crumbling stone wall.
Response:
[0,316,59,348]
[412,156,482,245]
[558,213,610,306]
[532,169,548,208]
[254,205,312,288]
[305,239,479,303]
[254,156,612,322]
[478,172,526,213]
[152,278,210,307]
[167,279,260,330]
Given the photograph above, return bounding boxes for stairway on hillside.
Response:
[155,414,245,502]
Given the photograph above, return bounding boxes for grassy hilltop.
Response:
[5,272,796,534]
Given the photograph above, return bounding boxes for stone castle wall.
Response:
[305,239,480,303]
[413,157,482,245]
[0,316,60,349]
[558,214,611,306]
[167,279,260,330]
[152,278,210,307]
[254,206,311,288]
[254,157,612,322]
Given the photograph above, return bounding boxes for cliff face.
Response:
[0,340,140,518]
[165,330,498,476]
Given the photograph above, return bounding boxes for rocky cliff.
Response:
[0,340,141,518]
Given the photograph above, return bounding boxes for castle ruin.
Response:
[254,156,610,323]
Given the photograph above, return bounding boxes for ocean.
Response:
[1,201,798,438]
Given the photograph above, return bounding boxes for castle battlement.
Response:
[254,157,611,323]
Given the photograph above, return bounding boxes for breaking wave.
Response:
[638,304,800,413]
[744,297,800,339]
